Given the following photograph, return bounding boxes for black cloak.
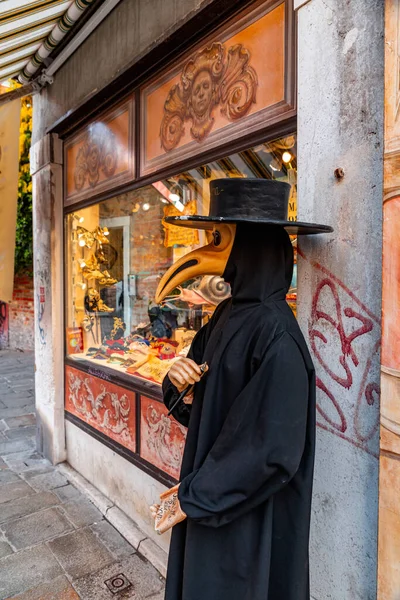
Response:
[162,224,316,600]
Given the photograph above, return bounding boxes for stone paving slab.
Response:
[0,540,13,559]
[48,528,116,580]
[0,490,60,524]
[53,483,84,502]
[1,507,73,550]
[0,406,36,420]
[72,554,165,600]
[0,437,36,456]
[20,465,54,480]
[4,426,36,441]
[0,480,35,504]
[7,575,80,600]
[1,393,34,406]
[0,350,166,599]
[27,470,68,492]
[0,544,63,599]
[90,520,136,561]
[59,499,103,528]
[5,414,36,428]
[0,469,21,484]
[3,451,51,473]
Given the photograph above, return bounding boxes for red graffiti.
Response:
[316,376,347,433]
[299,250,380,458]
[310,278,374,389]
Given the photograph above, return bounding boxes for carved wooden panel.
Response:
[65,365,136,452]
[140,0,294,175]
[140,395,186,480]
[64,97,135,206]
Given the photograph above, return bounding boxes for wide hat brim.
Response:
[165,215,333,235]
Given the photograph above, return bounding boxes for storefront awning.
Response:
[0,0,96,85]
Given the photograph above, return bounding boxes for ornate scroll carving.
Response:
[67,370,132,439]
[144,403,186,472]
[74,125,117,191]
[160,42,258,151]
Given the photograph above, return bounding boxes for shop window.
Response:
[65,134,297,385]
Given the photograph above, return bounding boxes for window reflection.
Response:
[65,134,297,384]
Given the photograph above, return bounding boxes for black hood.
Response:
[222,224,294,303]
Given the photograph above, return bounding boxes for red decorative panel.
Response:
[65,365,136,452]
[140,396,186,480]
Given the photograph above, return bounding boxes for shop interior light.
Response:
[72,213,85,223]
[78,239,86,247]
[282,151,292,164]
[142,203,150,211]
[103,227,109,235]
[169,193,180,202]
[80,261,86,268]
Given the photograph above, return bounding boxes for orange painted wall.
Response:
[378,1,400,598]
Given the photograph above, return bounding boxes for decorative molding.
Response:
[160,42,257,151]
[64,97,135,206]
[140,0,294,176]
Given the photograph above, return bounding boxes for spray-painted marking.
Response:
[298,249,380,458]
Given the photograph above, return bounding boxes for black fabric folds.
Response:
[162,224,316,600]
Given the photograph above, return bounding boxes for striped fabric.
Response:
[0,0,95,84]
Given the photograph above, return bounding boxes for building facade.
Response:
[31,0,385,597]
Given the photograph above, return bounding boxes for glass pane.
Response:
[65,133,297,383]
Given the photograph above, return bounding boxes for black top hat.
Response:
[165,178,333,235]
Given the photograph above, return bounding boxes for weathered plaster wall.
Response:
[31,134,66,464]
[296,0,384,598]
[33,0,215,142]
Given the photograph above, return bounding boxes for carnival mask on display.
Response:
[95,243,118,269]
[93,226,110,245]
[84,288,114,313]
[110,317,126,340]
[76,226,110,249]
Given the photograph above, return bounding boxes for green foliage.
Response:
[14,97,33,275]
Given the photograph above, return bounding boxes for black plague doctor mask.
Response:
[154,178,333,600]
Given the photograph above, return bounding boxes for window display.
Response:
[65,134,297,386]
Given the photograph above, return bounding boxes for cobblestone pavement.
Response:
[0,351,165,600]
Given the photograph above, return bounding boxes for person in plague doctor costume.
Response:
[150,178,333,600]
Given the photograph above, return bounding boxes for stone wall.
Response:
[9,276,35,351]
[295,0,384,598]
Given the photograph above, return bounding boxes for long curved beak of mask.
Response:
[155,224,236,303]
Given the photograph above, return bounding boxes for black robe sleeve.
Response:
[162,323,210,427]
[178,331,310,527]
